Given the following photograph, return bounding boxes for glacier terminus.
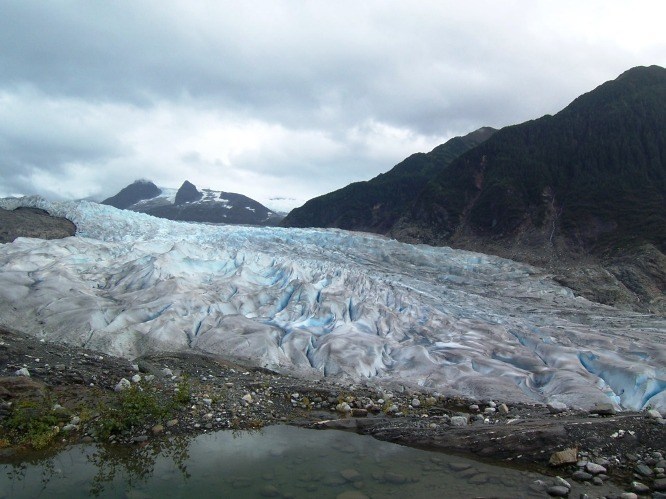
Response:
[0,197,664,413]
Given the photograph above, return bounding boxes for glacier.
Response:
[1,196,664,412]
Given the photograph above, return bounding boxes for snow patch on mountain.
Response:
[1,196,664,412]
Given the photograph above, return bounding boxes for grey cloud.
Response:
[0,1,664,206]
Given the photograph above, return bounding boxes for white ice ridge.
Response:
[1,197,665,411]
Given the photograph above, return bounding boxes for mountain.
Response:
[281,127,496,231]
[102,180,283,225]
[282,65,666,314]
[397,65,666,255]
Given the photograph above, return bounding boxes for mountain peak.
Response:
[174,180,202,205]
[102,180,161,209]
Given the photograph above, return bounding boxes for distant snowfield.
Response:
[1,197,664,412]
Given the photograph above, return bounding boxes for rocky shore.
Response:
[1,327,665,498]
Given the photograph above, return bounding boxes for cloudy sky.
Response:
[1,1,664,211]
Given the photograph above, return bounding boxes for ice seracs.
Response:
[0,196,664,412]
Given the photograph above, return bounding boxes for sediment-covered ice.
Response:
[1,197,664,411]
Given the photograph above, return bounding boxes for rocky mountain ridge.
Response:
[103,180,283,226]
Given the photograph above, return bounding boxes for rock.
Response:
[131,374,141,383]
[114,378,131,392]
[585,462,606,475]
[383,472,407,484]
[241,394,253,404]
[469,473,489,485]
[449,462,472,472]
[341,469,361,482]
[70,416,81,425]
[469,404,480,411]
[498,403,509,414]
[554,476,571,489]
[548,401,568,413]
[450,416,468,427]
[61,424,78,432]
[260,485,280,497]
[336,402,352,414]
[411,398,420,407]
[635,463,653,477]
[572,470,592,481]
[592,476,603,486]
[161,368,173,377]
[0,376,47,400]
[14,368,30,377]
[655,478,666,491]
[549,448,578,466]
[151,424,164,435]
[546,485,570,496]
[620,493,638,499]
[336,492,368,499]
[647,409,663,419]
[166,419,179,427]
[132,435,148,443]
[590,402,616,415]
[202,398,212,406]
[350,408,368,417]
[631,481,650,493]
[484,407,496,414]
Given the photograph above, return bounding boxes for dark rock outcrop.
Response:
[0,207,76,243]
[174,180,202,205]
[102,180,161,209]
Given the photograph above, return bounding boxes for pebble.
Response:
[411,398,420,408]
[546,485,570,496]
[635,463,653,477]
[131,374,141,383]
[151,424,164,435]
[336,492,368,499]
[383,472,407,484]
[499,403,509,414]
[337,402,352,414]
[14,368,30,377]
[592,476,603,485]
[572,470,592,481]
[161,368,173,377]
[241,394,253,404]
[114,378,131,392]
[548,402,568,413]
[585,462,606,475]
[260,485,280,497]
[450,416,468,426]
[631,481,650,493]
[166,419,179,427]
[340,469,361,482]
[554,476,571,489]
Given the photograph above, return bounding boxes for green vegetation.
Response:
[95,379,191,440]
[1,398,67,450]
[95,383,169,439]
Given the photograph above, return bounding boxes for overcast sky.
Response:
[1,1,664,211]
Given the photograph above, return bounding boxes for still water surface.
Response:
[1,425,622,498]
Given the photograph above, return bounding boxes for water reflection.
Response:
[1,426,623,498]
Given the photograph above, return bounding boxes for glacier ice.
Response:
[1,196,665,411]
